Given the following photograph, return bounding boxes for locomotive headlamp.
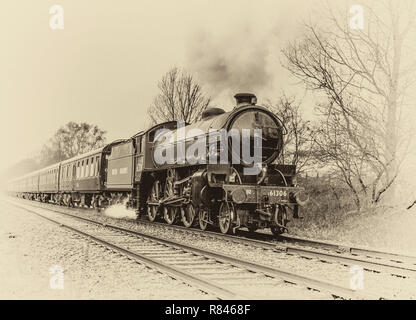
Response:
[231,188,247,204]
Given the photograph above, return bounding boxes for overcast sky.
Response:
[0,0,322,170]
[3,0,415,176]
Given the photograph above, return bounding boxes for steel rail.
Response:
[9,198,416,278]
[6,199,383,300]
[144,219,416,278]
[278,234,416,265]
[8,203,243,300]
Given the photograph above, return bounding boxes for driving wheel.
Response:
[199,209,210,231]
[218,202,235,234]
[181,203,197,228]
[163,206,178,224]
[147,180,160,222]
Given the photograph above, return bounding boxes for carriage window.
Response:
[85,159,89,177]
[77,162,80,179]
[90,157,94,177]
[96,156,100,175]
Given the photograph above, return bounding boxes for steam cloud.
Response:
[188,27,273,96]
[104,200,136,220]
[184,0,314,104]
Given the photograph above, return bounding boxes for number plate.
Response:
[223,184,297,204]
[262,188,289,202]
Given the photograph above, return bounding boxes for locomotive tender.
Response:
[8,93,303,235]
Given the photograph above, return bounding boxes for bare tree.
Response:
[148,67,211,124]
[283,0,416,207]
[40,122,107,166]
[266,95,315,174]
[311,102,378,209]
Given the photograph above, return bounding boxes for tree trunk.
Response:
[384,19,402,203]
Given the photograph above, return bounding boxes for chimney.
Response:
[234,93,257,108]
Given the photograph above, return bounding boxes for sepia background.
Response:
[0,0,316,170]
[1,0,416,251]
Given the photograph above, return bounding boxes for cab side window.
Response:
[137,136,142,154]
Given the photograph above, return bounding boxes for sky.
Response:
[0,0,318,171]
[1,0,415,185]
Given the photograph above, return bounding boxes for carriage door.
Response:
[134,135,144,182]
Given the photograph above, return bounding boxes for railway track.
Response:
[133,217,416,279]
[9,198,416,280]
[277,234,416,266]
[5,198,383,300]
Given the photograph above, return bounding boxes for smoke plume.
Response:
[185,4,311,105]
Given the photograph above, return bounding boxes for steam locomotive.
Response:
[8,93,303,235]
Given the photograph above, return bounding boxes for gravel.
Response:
[0,199,214,299]
[6,198,416,299]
